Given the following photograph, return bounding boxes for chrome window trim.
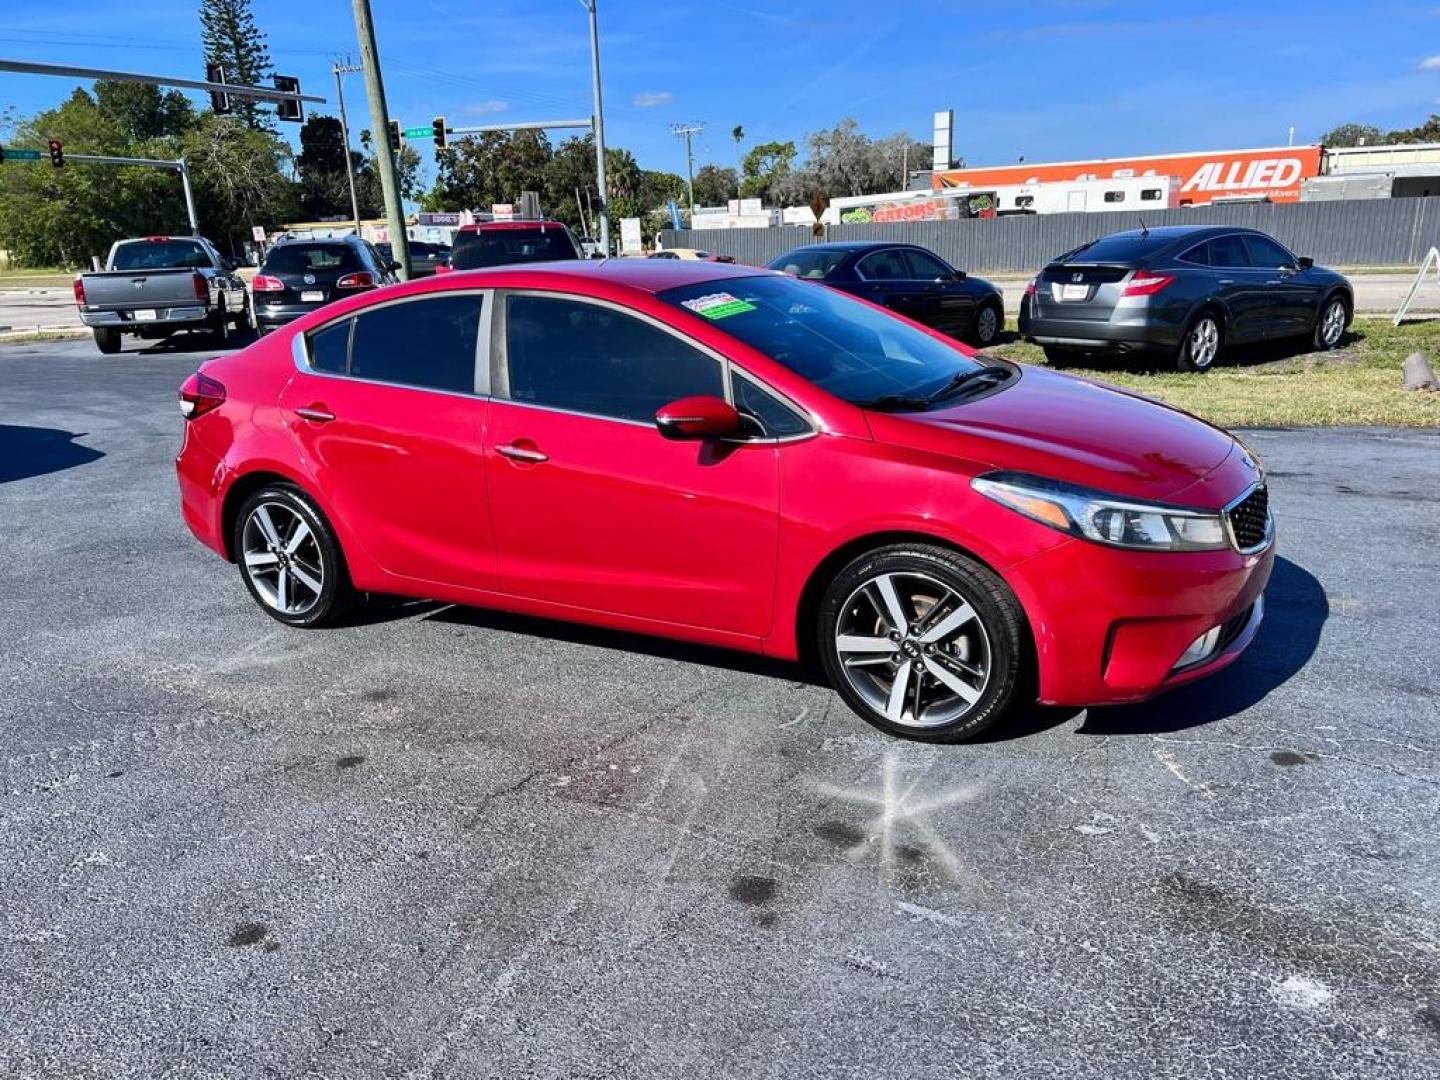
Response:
[293,288,492,400]
[1221,480,1274,555]
[729,370,818,445]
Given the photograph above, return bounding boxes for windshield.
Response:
[451,226,579,270]
[111,240,210,271]
[658,274,986,407]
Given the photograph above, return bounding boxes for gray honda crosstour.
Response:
[1018,225,1352,371]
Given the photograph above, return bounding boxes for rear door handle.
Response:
[497,443,548,464]
[294,406,335,423]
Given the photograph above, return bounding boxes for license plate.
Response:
[134,308,157,321]
[1060,283,1089,300]
[301,290,325,303]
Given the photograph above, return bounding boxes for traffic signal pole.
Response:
[348,0,412,280]
[582,0,609,253]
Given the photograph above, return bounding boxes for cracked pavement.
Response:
[2,338,1438,1078]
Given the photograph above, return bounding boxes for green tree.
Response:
[428,129,552,213]
[1389,114,1440,143]
[296,115,371,219]
[739,139,795,201]
[692,163,738,206]
[1318,123,1387,148]
[181,113,300,251]
[94,80,195,141]
[200,0,274,130]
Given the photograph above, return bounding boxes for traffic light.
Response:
[48,139,64,168]
[432,116,447,151]
[273,75,303,123]
[206,63,231,115]
[388,120,402,153]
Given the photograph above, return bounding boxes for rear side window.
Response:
[504,295,722,423]
[451,227,579,270]
[858,249,912,280]
[348,295,483,393]
[111,240,209,270]
[1206,235,1250,267]
[1244,235,1295,269]
[1179,243,1211,266]
[770,248,848,280]
[733,373,809,438]
[308,320,350,374]
[264,244,359,274]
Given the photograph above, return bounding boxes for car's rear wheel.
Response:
[1313,294,1347,350]
[233,483,355,628]
[817,544,1027,742]
[970,301,1002,348]
[1176,311,1222,372]
[93,327,121,354]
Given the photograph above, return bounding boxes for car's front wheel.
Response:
[817,543,1028,741]
[1176,311,1223,372]
[1313,294,1347,350]
[232,483,355,628]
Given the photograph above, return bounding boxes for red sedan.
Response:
[176,260,1273,741]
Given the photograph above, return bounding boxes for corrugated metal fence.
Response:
[661,197,1440,273]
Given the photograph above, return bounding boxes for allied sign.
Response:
[934,145,1323,205]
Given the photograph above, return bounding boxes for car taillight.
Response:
[1024,279,1037,297]
[192,271,208,301]
[73,277,87,307]
[336,271,375,289]
[251,274,284,292]
[178,371,226,419]
[1122,272,1174,297]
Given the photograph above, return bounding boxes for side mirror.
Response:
[654,395,741,440]
[386,260,401,273]
[1297,256,1314,270]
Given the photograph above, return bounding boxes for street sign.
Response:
[252,225,267,243]
[402,126,432,139]
[0,147,42,161]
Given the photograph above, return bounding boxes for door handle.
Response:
[294,406,335,423]
[497,443,548,464]
[1217,279,1235,285]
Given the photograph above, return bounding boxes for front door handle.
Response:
[294,406,335,423]
[497,443,548,464]
[1217,279,1235,286]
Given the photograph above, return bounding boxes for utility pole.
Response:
[348,0,411,279]
[581,0,610,254]
[332,58,364,234]
[671,122,704,211]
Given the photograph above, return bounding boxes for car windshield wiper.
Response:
[924,363,1012,404]
[857,393,931,412]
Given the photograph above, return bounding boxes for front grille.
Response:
[1226,484,1270,552]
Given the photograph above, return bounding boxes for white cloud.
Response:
[632,90,672,108]
[465,100,509,116]
[1421,55,1440,70]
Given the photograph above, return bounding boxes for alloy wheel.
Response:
[976,306,998,344]
[833,571,992,729]
[1321,300,1345,346]
[240,502,325,616]
[1189,317,1219,369]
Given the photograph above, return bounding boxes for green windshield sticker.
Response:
[682,292,756,320]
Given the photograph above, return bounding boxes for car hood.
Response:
[864,365,1238,503]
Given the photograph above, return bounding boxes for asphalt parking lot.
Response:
[2,335,1438,1079]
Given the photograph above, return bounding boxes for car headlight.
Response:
[971,471,1229,552]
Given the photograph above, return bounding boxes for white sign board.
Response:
[739,197,763,215]
[491,203,514,221]
[251,225,266,243]
[620,217,643,254]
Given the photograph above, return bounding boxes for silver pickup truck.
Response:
[74,236,250,354]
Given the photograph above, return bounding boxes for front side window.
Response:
[858,249,912,281]
[1244,235,1295,270]
[904,250,953,280]
[659,275,987,409]
[348,294,482,393]
[504,295,722,423]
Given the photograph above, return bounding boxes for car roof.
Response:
[456,220,571,233]
[1098,225,1264,242]
[435,258,772,293]
[786,241,897,253]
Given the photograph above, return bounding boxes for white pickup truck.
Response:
[74,236,251,354]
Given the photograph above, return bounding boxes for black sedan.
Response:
[250,236,398,333]
[1018,225,1353,372]
[767,242,1005,347]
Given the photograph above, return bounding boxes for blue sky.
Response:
[2,0,1437,187]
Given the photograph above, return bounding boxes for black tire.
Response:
[1175,310,1223,373]
[1312,293,1348,351]
[235,298,255,334]
[1042,345,1078,367]
[816,543,1028,742]
[231,482,356,628]
[211,299,230,345]
[969,300,1003,348]
[92,327,121,354]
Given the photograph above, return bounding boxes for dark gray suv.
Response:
[1018,226,1352,371]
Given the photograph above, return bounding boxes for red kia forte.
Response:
[176,260,1273,741]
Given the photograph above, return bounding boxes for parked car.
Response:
[768,241,1005,347]
[176,260,1272,743]
[1018,225,1353,371]
[437,220,583,273]
[650,248,736,263]
[249,236,397,334]
[376,239,450,278]
[75,235,250,354]
[577,236,605,258]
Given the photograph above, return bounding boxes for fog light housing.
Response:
[1175,625,1223,670]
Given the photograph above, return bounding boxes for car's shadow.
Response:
[133,329,259,355]
[350,556,1325,741]
[1063,330,1363,375]
[0,425,105,483]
